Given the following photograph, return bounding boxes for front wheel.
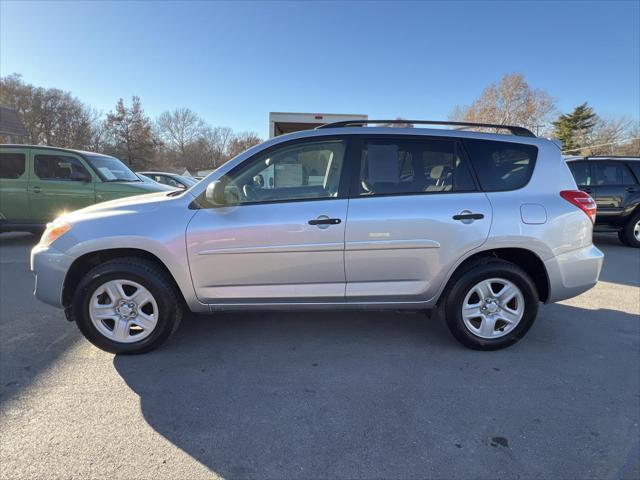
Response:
[443,260,539,350]
[71,258,183,354]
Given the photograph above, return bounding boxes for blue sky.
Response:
[1,0,638,138]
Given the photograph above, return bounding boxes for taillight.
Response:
[560,190,597,223]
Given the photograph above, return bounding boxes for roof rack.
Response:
[316,119,536,138]
[584,155,640,160]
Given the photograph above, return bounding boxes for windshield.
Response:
[86,155,140,182]
[177,175,198,187]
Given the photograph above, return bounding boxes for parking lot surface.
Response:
[1,233,638,480]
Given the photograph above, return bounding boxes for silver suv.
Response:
[31,120,604,354]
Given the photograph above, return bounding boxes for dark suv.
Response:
[567,156,640,247]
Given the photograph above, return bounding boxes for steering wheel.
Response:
[242,183,259,201]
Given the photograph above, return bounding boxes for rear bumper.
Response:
[30,245,73,308]
[544,244,604,303]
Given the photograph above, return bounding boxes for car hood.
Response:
[96,181,173,193]
[59,191,190,224]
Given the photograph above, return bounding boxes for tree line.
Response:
[450,73,639,156]
[0,74,262,171]
[1,73,638,169]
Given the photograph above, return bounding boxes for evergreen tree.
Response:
[553,102,596,153]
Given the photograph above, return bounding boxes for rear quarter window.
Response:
[0,152,26,179]
[463,139,538,191]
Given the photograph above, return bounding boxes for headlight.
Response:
[39,222,72,247]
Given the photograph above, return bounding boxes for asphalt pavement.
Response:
[1,232,638,480]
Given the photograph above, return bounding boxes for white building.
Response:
[269,112,368,138]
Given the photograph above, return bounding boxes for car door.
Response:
[593,161,638,220]
[28,149,96,224]
[0,147,30,225]
[186,137,350,304]
[344,136,492,303]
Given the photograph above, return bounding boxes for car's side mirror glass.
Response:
[205,180,226,205]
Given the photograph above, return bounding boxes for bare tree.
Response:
[201,126,234,167]
[104,97,157,167]
[227,131,262,159]
[156,108,206,157]
[1,74,95,148]
[577,117,639,156]
[450,73,556,135]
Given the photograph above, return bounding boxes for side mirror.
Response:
[71,171,91,182]
[205,180,226,205]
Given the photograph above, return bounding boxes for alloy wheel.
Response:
[88,279,159,343]
[461,278,525,339]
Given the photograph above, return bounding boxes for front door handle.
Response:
[626,187,638,192]
[32,186,41,193]
[308,217,341,226]
[452,212,484,221]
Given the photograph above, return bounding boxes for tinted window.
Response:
[627,162,640,182]
[222,139,346,204]
[463,139,537,191]
[595,162,637,185]
[358,139,475,196]
[0,152,26,179]
[34,154,90,181]
[568,162,592,186]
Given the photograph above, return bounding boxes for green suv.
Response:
[0,145,172,232]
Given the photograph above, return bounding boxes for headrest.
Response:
[430,165,444,179]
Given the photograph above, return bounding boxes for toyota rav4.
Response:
[30,120,604,354]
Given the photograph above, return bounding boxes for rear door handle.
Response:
[452,212,484,221]
[308,217,341,226]
[32,186,41,193]
[626,187,638,192]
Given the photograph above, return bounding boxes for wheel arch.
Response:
[438,247,550,304]
[63,248,189,309]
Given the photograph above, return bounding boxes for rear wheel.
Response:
[443,259,539,350]
[618,230,631,246]
[71,257,183,354]
[620,212,640,248]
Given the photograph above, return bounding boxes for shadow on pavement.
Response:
[593,233,640,287]
[0,233,81,407]
[113,303,639,479]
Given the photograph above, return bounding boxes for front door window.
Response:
[220,139,346,204]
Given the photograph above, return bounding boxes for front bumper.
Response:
[544,244,604,303]
[30,245,74,308]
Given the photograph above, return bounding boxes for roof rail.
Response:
[315,119,536,137]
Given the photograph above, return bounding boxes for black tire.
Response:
[443,259,539,350]
[71,257,183,354]
[620,211,640,248]
[618,230,631,247]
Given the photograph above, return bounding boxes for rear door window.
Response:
[568,161,593,186]
[463,139,538,191]
[34,154,90,181]
[595,162,637,185]
[357,138,475,196]
[627,162,640,183]
[0,152,26,179]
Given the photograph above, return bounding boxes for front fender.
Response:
[63,235,206,312]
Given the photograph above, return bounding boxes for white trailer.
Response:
[269,112,368,138]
